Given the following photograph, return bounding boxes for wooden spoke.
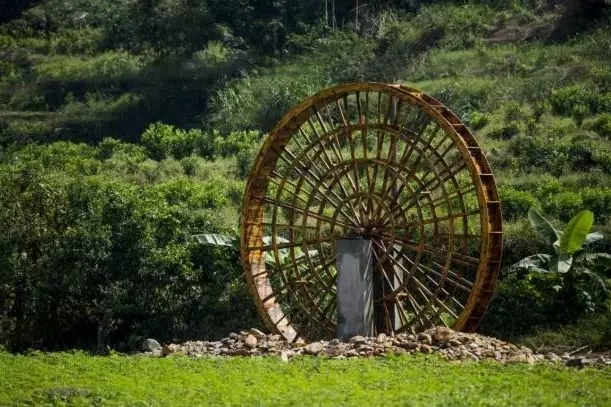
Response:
[241,83,502,341]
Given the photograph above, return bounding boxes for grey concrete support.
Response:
[336,238,374,340]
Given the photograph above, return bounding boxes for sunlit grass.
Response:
[0,352,610,406]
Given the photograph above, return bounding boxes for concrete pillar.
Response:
[336,238,374,340]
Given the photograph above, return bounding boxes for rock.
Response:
[432,326,454,343]
[506,353,535,365]
[325,346,342,358]
[349,335,367,344]
[420,344,433,354]
[304,342,324,355]
[448,338,462,347]
[232,348,251,356]
[565,357,586,368]
[249,328,266,339]
[161,344,173,356]
[142,338,161,352]
[280,351,290,362]
[417,333,432,346]
[137,327,606,366]
[397,341,418,350]
[244,334,258,349]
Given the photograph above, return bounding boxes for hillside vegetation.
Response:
[1,0,611,351]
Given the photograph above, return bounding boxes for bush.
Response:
[498,185,539,220]
[479,275,555,339]
[214,130,262,158]
[550,84,611,117]
[0,153,259,351]
[593,150,611,174]
[141,122,215,160]
[587,113,611,139]
[542,191,583,222]
[582,187,611,222]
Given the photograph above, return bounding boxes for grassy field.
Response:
[1,352,610,406]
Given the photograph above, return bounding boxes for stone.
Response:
[349,335,367,344]
[280,351,290,362]
[417,333,432,346]
[249,328,266,339]
[546,352,562,363]
[229,332,239,339]
[161,344,173,356]
[244,334,258,349]
[325,346,342,358]
[448,338,462,347]
[375,333,387,344]
[141,338,161,352]
[432,326,453,343]
[565,357,586,368]
[233,348,251,356]
[506,353,535,365]
[304,342,324,355]
[397,341,418,350]
[419,344,433,354]
[329,339,341,346]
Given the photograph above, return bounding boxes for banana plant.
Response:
[504,208,611,307]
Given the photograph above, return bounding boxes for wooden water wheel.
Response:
[240,83,502,342]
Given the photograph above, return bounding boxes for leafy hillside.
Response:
[1,0,611,351]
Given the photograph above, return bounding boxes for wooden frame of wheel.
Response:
[240,82,503,342]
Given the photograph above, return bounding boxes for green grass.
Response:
[1,352,610,406]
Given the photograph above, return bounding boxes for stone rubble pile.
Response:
[140,326,611,368]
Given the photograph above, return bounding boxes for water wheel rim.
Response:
[241,82,503,342]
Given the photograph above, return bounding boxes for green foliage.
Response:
[581,187,611,222]
[498,185,539,220]
[141,122,215,160]
[34,51,144,84]
[0,142,258,351]
[587,113,611,139]
[214,130,262,158]
[542,191,583,222]
[504,208,611,318]
[549,84,611,117]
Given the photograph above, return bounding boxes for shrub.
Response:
[480,275,555,339]
[141,122,215,160]
[499,185,539,220]
[550,84,611,117]
[542,191,583,222]
[0,166,258,351]
[34,51,144,84]
[214,130,262,158]
[587,113,611,139]
[593,150,611,174]
[582,187,611,222]
[466,111,489,130]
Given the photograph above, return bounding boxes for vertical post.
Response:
[336,238,374,340]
